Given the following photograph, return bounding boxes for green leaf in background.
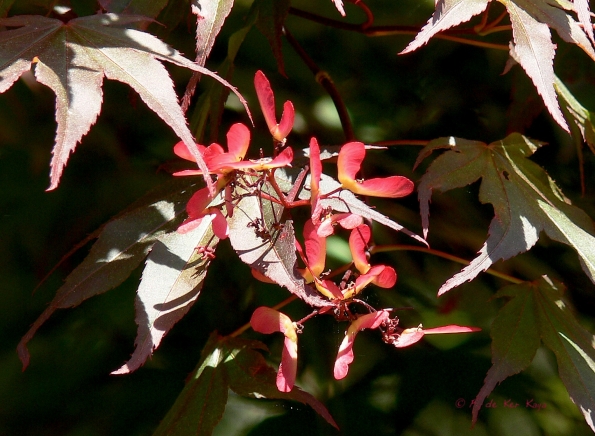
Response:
[154,333,338,435]
[112,217,220,374]
[153,333,231,436]
[472,276,595,432]
[416,133,595,295]
[17,178,198,369]
[226,336,338,430]
[555,76,595,156]
[0,0,15,17]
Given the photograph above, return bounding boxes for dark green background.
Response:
[1,0,594,434]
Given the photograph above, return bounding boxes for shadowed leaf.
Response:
[472,277,595,432]
[17,179,198,369]
[416,133,595,295]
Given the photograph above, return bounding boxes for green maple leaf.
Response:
[471,276,595,432]
[153,334,338,435]
[0,13,248,190]
[415,133,595,295]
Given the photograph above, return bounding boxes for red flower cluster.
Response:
[171,73,294,236]
[173,70,480,392]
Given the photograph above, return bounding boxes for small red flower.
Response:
[173,123,251,176]
[334,310,390,380]
[337,142,414,198]
[250,307,299,392]
[254,70,295,142]
[317,212,363,237]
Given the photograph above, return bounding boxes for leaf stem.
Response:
[283,26,356,141]
[371,244,524,284]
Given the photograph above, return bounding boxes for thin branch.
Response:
[373,139,429,147]
[283,27,356,141]
[371,244,524,284]
[289,7,510,51]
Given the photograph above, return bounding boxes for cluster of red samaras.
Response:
[173,71,480,392]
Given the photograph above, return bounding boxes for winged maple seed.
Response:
[251,306,480,390]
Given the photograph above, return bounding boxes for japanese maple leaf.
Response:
[401,0,595,132]
[0,13,248,191]
[415,133,595,295]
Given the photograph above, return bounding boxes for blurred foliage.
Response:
[1,0,595,435]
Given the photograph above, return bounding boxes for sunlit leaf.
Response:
[301,173,427,246]
[0,13,249,190]
[555,76,595,154]
[504,1,568,131]
[400,0,490,54]
[416,133,595,295]
[228,177,332,308]
[112,218,219,374]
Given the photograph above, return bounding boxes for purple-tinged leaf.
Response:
[512,0,595,61]
[182,0,235,111]
[0,14,250,191]
[228,180,332,308]
[416,134,595,295]
[17,179,198,369]
[503,1,569,131]
[472,276,595,431]
[574,0,594,45]
[112,218,219,374]
[400,0,490,54]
